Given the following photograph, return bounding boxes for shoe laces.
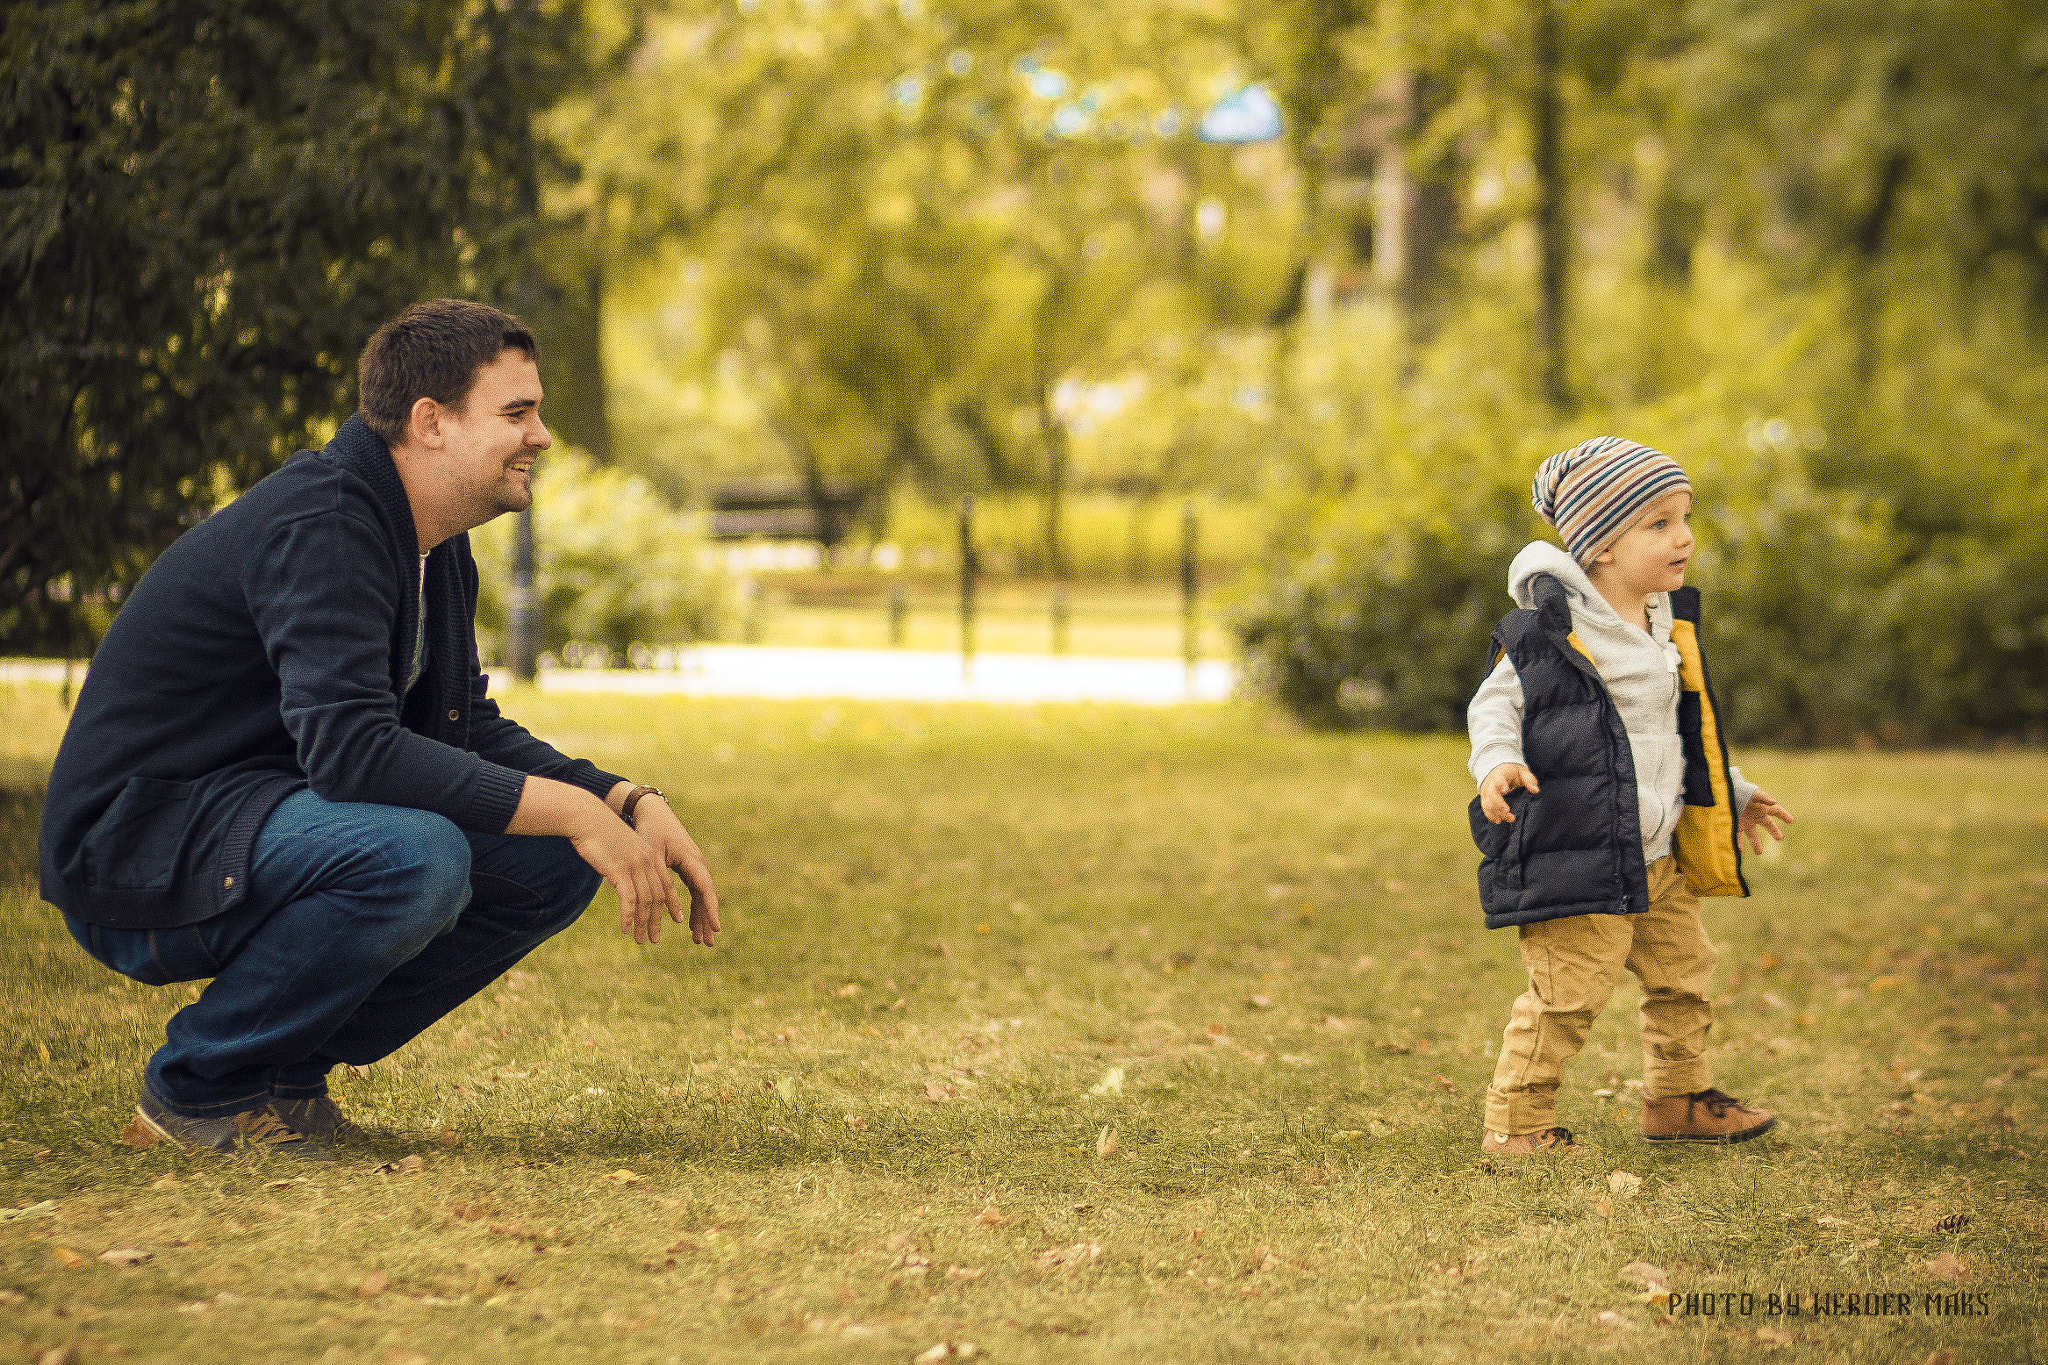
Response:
[233,1108,310,1147]
[1689,1089,1741,1118]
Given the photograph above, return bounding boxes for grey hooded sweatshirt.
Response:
[1467,542,1756,862]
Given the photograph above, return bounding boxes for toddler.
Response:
[1468,436,1792,1153]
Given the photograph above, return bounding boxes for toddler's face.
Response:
[1594,489,1694,597]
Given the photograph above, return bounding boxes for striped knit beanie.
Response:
[1531,436,1692,567]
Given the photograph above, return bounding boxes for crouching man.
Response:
[38,299,719,1160]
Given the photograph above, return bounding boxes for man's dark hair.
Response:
[358,299,539,445]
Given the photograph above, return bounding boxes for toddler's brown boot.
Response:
[1480,1126,1582,1155]
[1641,1088,1776,1144]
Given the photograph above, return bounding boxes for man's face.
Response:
[437,348,551,525]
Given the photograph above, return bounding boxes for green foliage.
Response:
[1,0,588,642]
[1235,257,2048,743]
[576,0,1302,550]
[470,451,732,660]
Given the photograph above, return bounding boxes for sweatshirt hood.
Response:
[1508,541,1607,614]
[1507,539,1672,638]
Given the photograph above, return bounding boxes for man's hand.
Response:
[1737,788,1794,854]
[508,777,711,947]
[623,795,721,947]
[1479,763,1540,824]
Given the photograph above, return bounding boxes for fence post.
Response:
[959,495,977,680]
[888,580,907,648]
[1051,583,1070,655]
[1181,499,1199,694]
[508,503,543,682]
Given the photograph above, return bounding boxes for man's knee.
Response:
[354,808,474,937]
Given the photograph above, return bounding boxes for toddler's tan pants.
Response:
[1484,855,1717,1135]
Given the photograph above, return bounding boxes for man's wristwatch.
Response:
[621,784,665,827]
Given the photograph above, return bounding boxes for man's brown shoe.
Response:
[1642,1089,1776,1144]
[1480,1126,1582,1155]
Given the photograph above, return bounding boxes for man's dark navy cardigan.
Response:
[39,415,624,930]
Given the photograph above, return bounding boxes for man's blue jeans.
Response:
[65,791,602,1119]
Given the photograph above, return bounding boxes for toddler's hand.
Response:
[1479,763,1540,824]
[1738,788,1794,854]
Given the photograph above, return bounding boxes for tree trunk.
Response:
[1531,0,1570,411]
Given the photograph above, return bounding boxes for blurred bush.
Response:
[470,451,735,664]
[1233,268,2048,747]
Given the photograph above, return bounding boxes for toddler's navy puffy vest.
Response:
[1468,575,1746,929]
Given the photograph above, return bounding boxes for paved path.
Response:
[539,646,1237,704]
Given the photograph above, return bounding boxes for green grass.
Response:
[2,686,2045,1363]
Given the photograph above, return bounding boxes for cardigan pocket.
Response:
[82,777,196,891]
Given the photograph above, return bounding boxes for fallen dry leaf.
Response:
[1247,995,1274,1010]
[603,1169,643,1184]
[149,1175,181,1190]
[1204,1023,1232,1046]
[1619,1260,1669,1290]
[1,1200,58,1223]
[37,1346,81,1365]
[384,1350,429,1365]
[1594,1196,1615,1218]
[373,1153,426,1176]
[1756,1325,1794,1348]
[1431,1074,1456,1093]
[117,1114,161,1149]
[923,1080,952,1103]
[1607,1170,1643,1197]
[1249,1248,1281,1274]
[1924,1251,1972,1281]
[438,1127,462,1148]
[1096,1126,1119,1159]
[947,1265,985,1281]
[1087,1066,1126,1097]
[836,983,860,997]
[357,1269,388,1297]
[265,1177,308,1190]
[50,1246,87,1269]
[1816,1213,1853,1228]
[1033,1242,1104,1271]
[1926,1350,1955,1365]
[1594,1309,1633,1329]
[974,1206,1006,1227]
[99,1247,151,1267]
[915,1343,978,1363]
[842,1113,868,1131]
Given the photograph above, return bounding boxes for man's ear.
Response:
[406,396,445,451]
